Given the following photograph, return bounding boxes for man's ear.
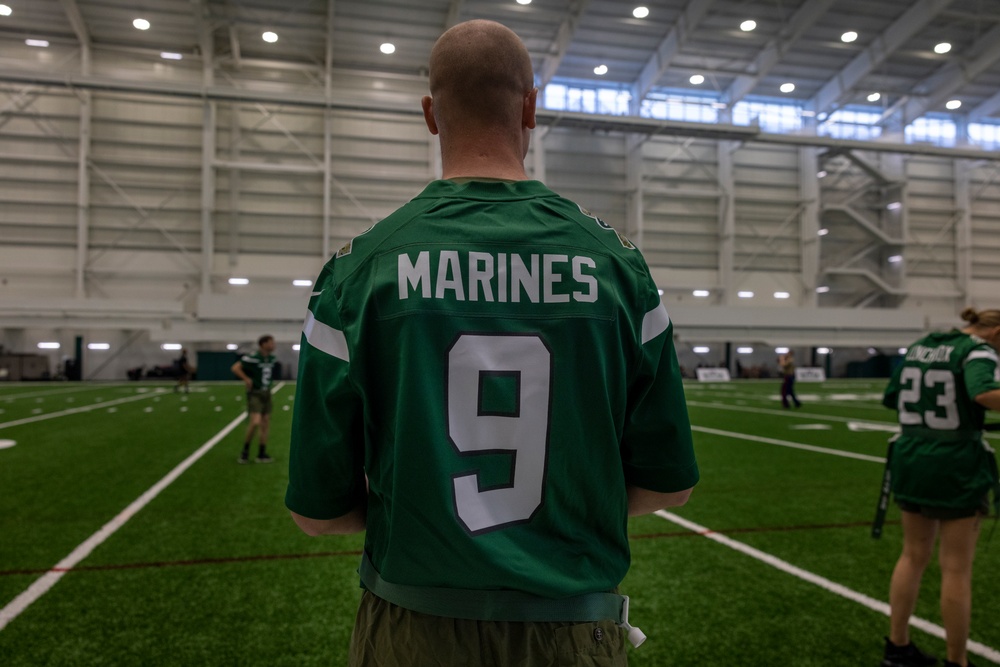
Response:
[421,96,439,135]
[523,87,537,130]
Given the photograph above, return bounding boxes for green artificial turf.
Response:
[0,379,997,666]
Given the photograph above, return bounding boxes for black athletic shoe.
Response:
[237,455,250,464]
[255,453,273,464]
[882,637,937,667]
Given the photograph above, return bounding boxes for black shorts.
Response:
[896,496,989,520]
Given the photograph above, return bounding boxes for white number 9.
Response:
[447,334,551,534]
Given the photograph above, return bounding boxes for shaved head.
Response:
[428,20,535,131]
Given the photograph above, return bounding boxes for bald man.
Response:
[287,19,698,666]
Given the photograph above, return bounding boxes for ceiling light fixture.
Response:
[888,255,903,264]
[88,343,111,350]
[816,286,830,293]
[594,64,608,75]
[693,346,710,353]
[516,0,532,5]
[162,343,182,351]
[0,5,12,17]
[818,228,829,236]
[293,279,313,287]
[25,39,49,47]
[817,347,831,355]
[38,342,61,350]
[946,99,962,110]
[841,31,858,43]
[737,347,753,354]
[737,291,754,298]
[693,289,710,297]
[934,42,951,54]
[689,74,705,85]
[780,82,795,93]
[262,31,278,43]
[633,6,649,19]
[227,344,238,351]
[775,347,789,354]
[774,292,790,299]
[228,277,249,285]
[740,20,756,32]
[160,52,182,60]
[380,42,395,54]
[867,92,881,102]
[133,18,150,30]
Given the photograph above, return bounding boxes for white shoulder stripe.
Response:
[641,303,671,344]
[966,349,999,364]
[303,310,350,362]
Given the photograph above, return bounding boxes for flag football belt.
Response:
[358,552,626,624]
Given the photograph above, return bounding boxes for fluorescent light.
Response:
[867,92,881,102]
[818,228,829,236]
[380,43,395,55]
[780,83,795,94]
[693,289,710,297]
[633,6,649,19]
[737,291,754,298]
[262,31,278,43]
[133,18,150,30]
[898,347,908,355]
[740,20,756,32]
[226,344,238,351]
[689,74,705,85]
[775,347,789,354]
[841,31,858,43]
[160,52,183,60]
[868,347,878,355]
[0,5,12,17]
[293,279,314,287]
[774,291,790,299]
[934,42,951,54]
[816,285,830,294]
[737,347,753,354]
[693,346,710,354]
[292,344,301,351]
[888,255,903,264]
[817,170,828,178]
[817,347,831,355]
[228,277,249,285]
[38,342,60,350]
[88,343,110,350]
[516,0,532,4]
[162,343,182,351]
[946,99,962,110]
[594,64,608,76]
[25,39,49,47]
[886,201,902,211]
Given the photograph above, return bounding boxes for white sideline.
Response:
[0,391,168,431]
[0,382,284,631]
[692,425,886,463]
[655,510,1000,665]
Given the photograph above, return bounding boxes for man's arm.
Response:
[231,360,252,389]
[975,388,1000,412]
[291,506,366,536]
[627,485,694,517]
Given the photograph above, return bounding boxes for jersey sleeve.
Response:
[963,344,1000,400]
[619,297,699,493]
[285,267,367,520]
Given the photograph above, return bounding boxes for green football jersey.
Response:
[239,351,277,392]
[286,180,698,606]
[883,330,1000,508]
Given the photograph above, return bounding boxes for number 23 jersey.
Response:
[286,180,699,600]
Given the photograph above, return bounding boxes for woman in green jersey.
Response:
[881,307,1000,667]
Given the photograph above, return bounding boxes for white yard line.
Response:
[691,425,886,463]
[0,391,170,430]
[654,510,1000,665]
[0,384,136,402]
[0,382,284,631]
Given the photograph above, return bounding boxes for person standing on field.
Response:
[877,307,1000,667]
[285,19,698,667]
[778,349,802,408]
[231,335,277,464]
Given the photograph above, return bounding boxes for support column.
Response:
[201,102,217,293]
[717,141,737,304]
[74,91,91,298]
[228,108,241,267]
[799,147,820,307]
[954,159,972,303]
[625,134,644,251]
